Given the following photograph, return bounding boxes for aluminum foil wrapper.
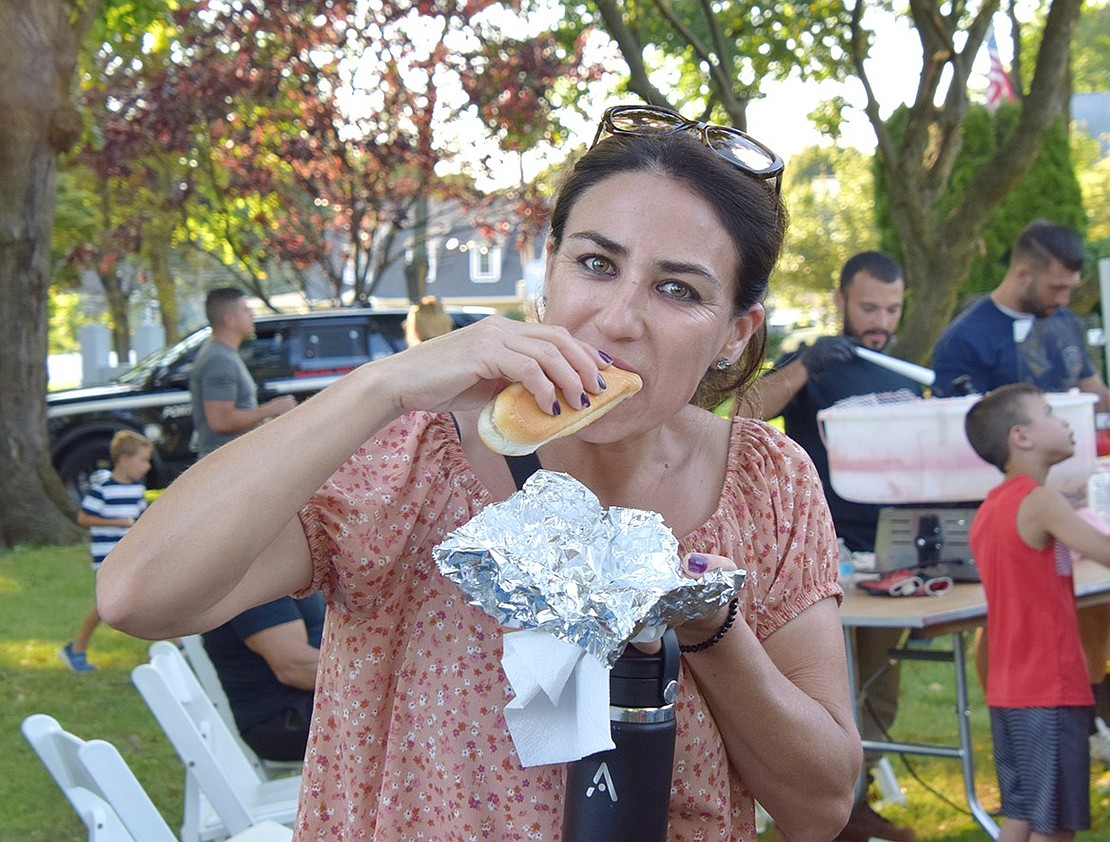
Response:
[433,470,745,666]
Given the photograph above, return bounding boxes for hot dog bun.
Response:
[478,367,643,456]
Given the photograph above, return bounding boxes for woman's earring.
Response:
[715,357,731,371]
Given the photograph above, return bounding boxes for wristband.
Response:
[679,597,739,654]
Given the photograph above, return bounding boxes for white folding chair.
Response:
[21,713,292,842]
[178,635,302,779]
[178,635,237,731]
[132,642,301,842]
[22,713,133,842]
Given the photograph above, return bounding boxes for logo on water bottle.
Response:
[584,762,618,803]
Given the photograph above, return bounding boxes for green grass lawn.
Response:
[1,543,182,842]
[3,541,1110,840]
[869,642,1110,840]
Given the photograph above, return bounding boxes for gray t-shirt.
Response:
[189,339,258,457]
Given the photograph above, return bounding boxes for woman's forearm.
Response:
[683,599,860,842]
[97,359,407,637]
[97,316,611,640]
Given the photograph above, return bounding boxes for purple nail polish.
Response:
[599,350,613,365]
[686,554,709,574]
[580,392,590,409]
[597,373,607,390]
[552,401,561,416]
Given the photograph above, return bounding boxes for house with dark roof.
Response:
[369,197,545,314]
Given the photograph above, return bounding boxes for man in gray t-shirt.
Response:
[189,288,296,459]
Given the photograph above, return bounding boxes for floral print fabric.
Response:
[294,412,839,840]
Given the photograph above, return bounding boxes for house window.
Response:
[469,243,502,283]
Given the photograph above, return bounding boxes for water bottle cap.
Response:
[610,630,681,708]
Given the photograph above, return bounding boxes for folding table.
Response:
[839,558,1110,839]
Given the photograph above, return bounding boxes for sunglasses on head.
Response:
[591,104,784,195]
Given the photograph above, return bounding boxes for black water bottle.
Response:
[562,629,681,842]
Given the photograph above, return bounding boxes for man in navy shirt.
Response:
[931,220,1109,410]
[744,251,921,842]
[202,592,325,761]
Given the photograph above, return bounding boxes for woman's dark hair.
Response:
[547,131,789,410]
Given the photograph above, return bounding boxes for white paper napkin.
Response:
[502,628,613,767]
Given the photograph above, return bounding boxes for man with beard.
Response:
[743,250,921,842]
[932,220,1109,410]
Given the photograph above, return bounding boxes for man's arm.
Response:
[740,337,856,420]
[930,331,966,397]
[741,357,808,420]
[204,395,296,435]
[1078,374,1110,413]
[242,620,320,690]
[930,304,1009,397]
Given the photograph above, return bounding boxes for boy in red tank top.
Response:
[966,383,1110,841]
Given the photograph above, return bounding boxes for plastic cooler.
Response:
[817,391,1097,504]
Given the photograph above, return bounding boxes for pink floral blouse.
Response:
[293,412,839,840]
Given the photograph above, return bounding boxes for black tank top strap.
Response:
[505,453,542,491]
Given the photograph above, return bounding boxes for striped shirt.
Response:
[80,478,147,566]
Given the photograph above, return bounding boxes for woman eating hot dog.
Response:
[99,103,860,841]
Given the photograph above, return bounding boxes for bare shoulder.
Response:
[1024,484,1072,515]
[1017,484,1071,547]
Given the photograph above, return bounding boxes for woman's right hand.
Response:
[381,315,612,418]
[98,315,611,640]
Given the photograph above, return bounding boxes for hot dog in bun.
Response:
[478,367,643,456]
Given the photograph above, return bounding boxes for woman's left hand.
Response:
[630,552,738,655]
[675,552,738,649]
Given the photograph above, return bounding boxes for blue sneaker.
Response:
[58,641,95,672]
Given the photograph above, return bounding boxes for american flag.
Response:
[985,26,1015,113]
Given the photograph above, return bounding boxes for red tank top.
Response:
[969,474,1093,708]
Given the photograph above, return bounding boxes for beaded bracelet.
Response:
[679,597,739,654]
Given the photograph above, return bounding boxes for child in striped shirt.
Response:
[59,430,152,672]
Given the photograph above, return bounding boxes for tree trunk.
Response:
[865,0,1083,364]
[148,164,181,341]
[0,1,99,547]
[897,239,980,365]
[404,195,429,302]
[104,277,133,360]
[149,244,179,346]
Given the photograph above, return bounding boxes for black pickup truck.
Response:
[48,306,491,499]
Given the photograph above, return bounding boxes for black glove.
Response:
[800,335,857,376]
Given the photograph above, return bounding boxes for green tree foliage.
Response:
[1070,2,1110,268]
[563,0,852,129]
[1071,1,1110,93]
[1076,135,1110,249]
[51,168,101,291]
[67,0,182,349]
[48,291,104,357]
[965,109,1085,296]
[67,1,591,315]
[846,0,1084,362]
[566,1,1084,363]
[775,144,880,300]
[875,103,1085,302]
